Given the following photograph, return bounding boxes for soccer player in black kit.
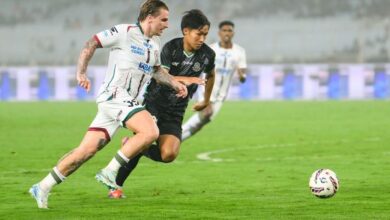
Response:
[104,9,216,198]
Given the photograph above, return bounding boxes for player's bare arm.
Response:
[153,66,188,98]
[237,68,247,83]
[193,68,215,111]
[76,37,101,92]
[174,76,206,86]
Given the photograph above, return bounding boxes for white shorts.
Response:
[88,99,145,141]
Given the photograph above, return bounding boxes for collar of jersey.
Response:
[183,50,194,58]
[136,22,151,41]
[136,22,144,35]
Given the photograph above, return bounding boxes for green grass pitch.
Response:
[0,101,389,219]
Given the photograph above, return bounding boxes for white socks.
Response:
[105,150,129,172]
[39,167,66,192]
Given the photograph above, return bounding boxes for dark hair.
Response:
[138,0,169,22]
[219,20,234,29]
[181,9,210,32]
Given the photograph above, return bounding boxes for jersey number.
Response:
[124,100,139,107]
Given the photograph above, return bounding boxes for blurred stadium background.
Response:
[1,0,390,101]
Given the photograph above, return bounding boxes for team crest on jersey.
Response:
[192,62,201,72]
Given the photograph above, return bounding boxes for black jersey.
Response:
[144,38,215,117]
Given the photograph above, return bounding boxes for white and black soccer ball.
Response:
[309,168,339,198]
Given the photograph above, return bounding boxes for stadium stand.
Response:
[1,0,390,65]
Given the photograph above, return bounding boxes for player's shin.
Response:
[115,153,143,186]
[39,167,66,192]
[105,150,130,173]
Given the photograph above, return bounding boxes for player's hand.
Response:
[177,77,206,86]
[193,101,210,111]
[239,74,246,83]
[174,81,188,98]
[77,73,91,92]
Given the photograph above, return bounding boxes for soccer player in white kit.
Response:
[182,20,247,140]
[29,0,187,209]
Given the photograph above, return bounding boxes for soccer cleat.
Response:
[29,184,49,209]
[95,169,119,190]
[108,188,126,199]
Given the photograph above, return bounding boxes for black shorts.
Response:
[145,103,183,140]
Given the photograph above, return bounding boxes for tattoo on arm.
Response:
[76,37,100,77]
[152,67,175,87]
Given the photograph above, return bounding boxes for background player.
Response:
[106,9,216,198]
[181,20,247,141]
[29,0,187,209]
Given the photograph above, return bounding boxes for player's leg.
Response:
[109,137,142,198]
[181,102,222,141]
[143,117,182,162]
[30,129,110,208]
[142,134,181,162]
[111,122,181,198]
[97,109,159,189]
[110,134,181,198]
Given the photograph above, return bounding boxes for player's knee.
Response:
[148,128,160,143]
[140,128,159,146]
[160,148,178,163]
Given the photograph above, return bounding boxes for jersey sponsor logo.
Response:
[109,27,118,35]
[103,27,119,37]
[172,62,179,66]
[182,60,193,66]
[192,62,201,72]
[131,45,145,56]
[138,62,153,73]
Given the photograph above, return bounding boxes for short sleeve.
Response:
[160,42,172,70]
[204,50,216,74]
[94,24,127,48]
[237,47,247,69]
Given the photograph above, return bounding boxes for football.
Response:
[309,169,339,198]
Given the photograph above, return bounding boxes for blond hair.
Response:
[138,0,169,22]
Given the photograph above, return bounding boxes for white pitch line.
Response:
[196,137,382,162]
[196,143,297,162]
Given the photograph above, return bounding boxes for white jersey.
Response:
[94,24,161,103]
[210,42,247,102]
